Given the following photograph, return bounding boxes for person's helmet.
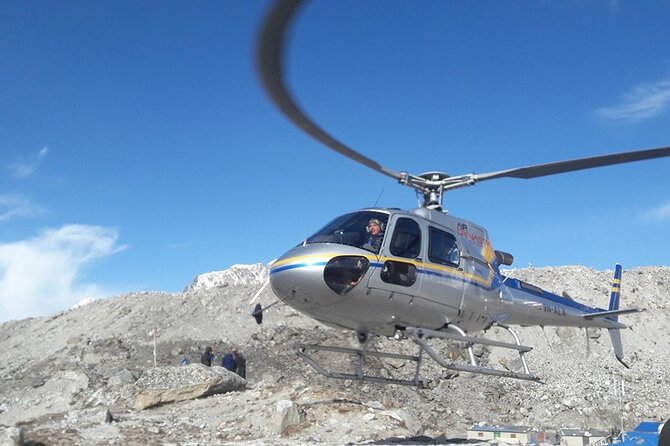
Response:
[367,218,385,232]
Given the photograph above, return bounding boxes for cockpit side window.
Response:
[389,218,421,259]
[305,211,388,249]
[428,227,460,267]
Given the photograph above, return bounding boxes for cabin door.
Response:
[365,215,424,322]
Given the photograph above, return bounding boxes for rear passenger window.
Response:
[429,227,459,267]
[380,260,417,287]
[389,218,421,259]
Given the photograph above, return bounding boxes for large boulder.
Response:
[0,370,89,426]
[0,427,23,446]
[134,364,245,410]
[272,400,307,435]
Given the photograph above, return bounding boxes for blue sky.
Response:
[1,1,669,322]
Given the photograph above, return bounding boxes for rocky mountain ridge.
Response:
[0,264,668,445]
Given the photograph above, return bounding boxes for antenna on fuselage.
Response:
[373,188,385,207]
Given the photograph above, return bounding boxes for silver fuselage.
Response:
[270,208,625,337]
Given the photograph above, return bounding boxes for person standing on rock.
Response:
[221,347,238,372]
[200,346,214,366]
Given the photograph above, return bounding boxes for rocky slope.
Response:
[0,265,668,445]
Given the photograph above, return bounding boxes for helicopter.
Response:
[254,0,670,387]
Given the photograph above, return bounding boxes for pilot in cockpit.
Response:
[362,218,385,254]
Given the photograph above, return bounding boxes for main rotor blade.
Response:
[473,146,670,182]
[256,0,404,182]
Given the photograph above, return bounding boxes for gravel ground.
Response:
[0,265,668,445]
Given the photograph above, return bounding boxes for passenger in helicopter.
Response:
[362,218,385,253]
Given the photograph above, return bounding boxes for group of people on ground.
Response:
[198,345,246,378]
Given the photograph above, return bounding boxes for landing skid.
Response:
[297,343,427,387]
[295,323,541,387]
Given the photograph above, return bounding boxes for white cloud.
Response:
[37,146,49,158]
[596,79,670,123]
[0,194,41,222]
[9,145,50,178]
[0,224,126,322]
[640,200,670,222]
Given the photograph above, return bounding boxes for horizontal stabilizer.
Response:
[583,308,642,320]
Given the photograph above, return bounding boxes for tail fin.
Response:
[607,264,629,368]
[583,264,640,319]
[608,263,623,316]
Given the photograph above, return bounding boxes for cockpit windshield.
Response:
[305,211,389,253]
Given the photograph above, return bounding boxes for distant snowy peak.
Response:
[70,297,96,309]
[185,263,269,292]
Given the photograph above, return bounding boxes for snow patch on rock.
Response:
[185,263,268,291]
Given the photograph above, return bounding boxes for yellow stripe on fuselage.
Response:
[416,256,495,288]
[272,253,495,288]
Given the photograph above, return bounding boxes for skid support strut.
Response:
[404,324,541,382]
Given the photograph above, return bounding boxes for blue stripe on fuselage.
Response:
[271,259,501,292]
[270,261,605,315]
[418,267,501,291]
[270,261,328,275]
